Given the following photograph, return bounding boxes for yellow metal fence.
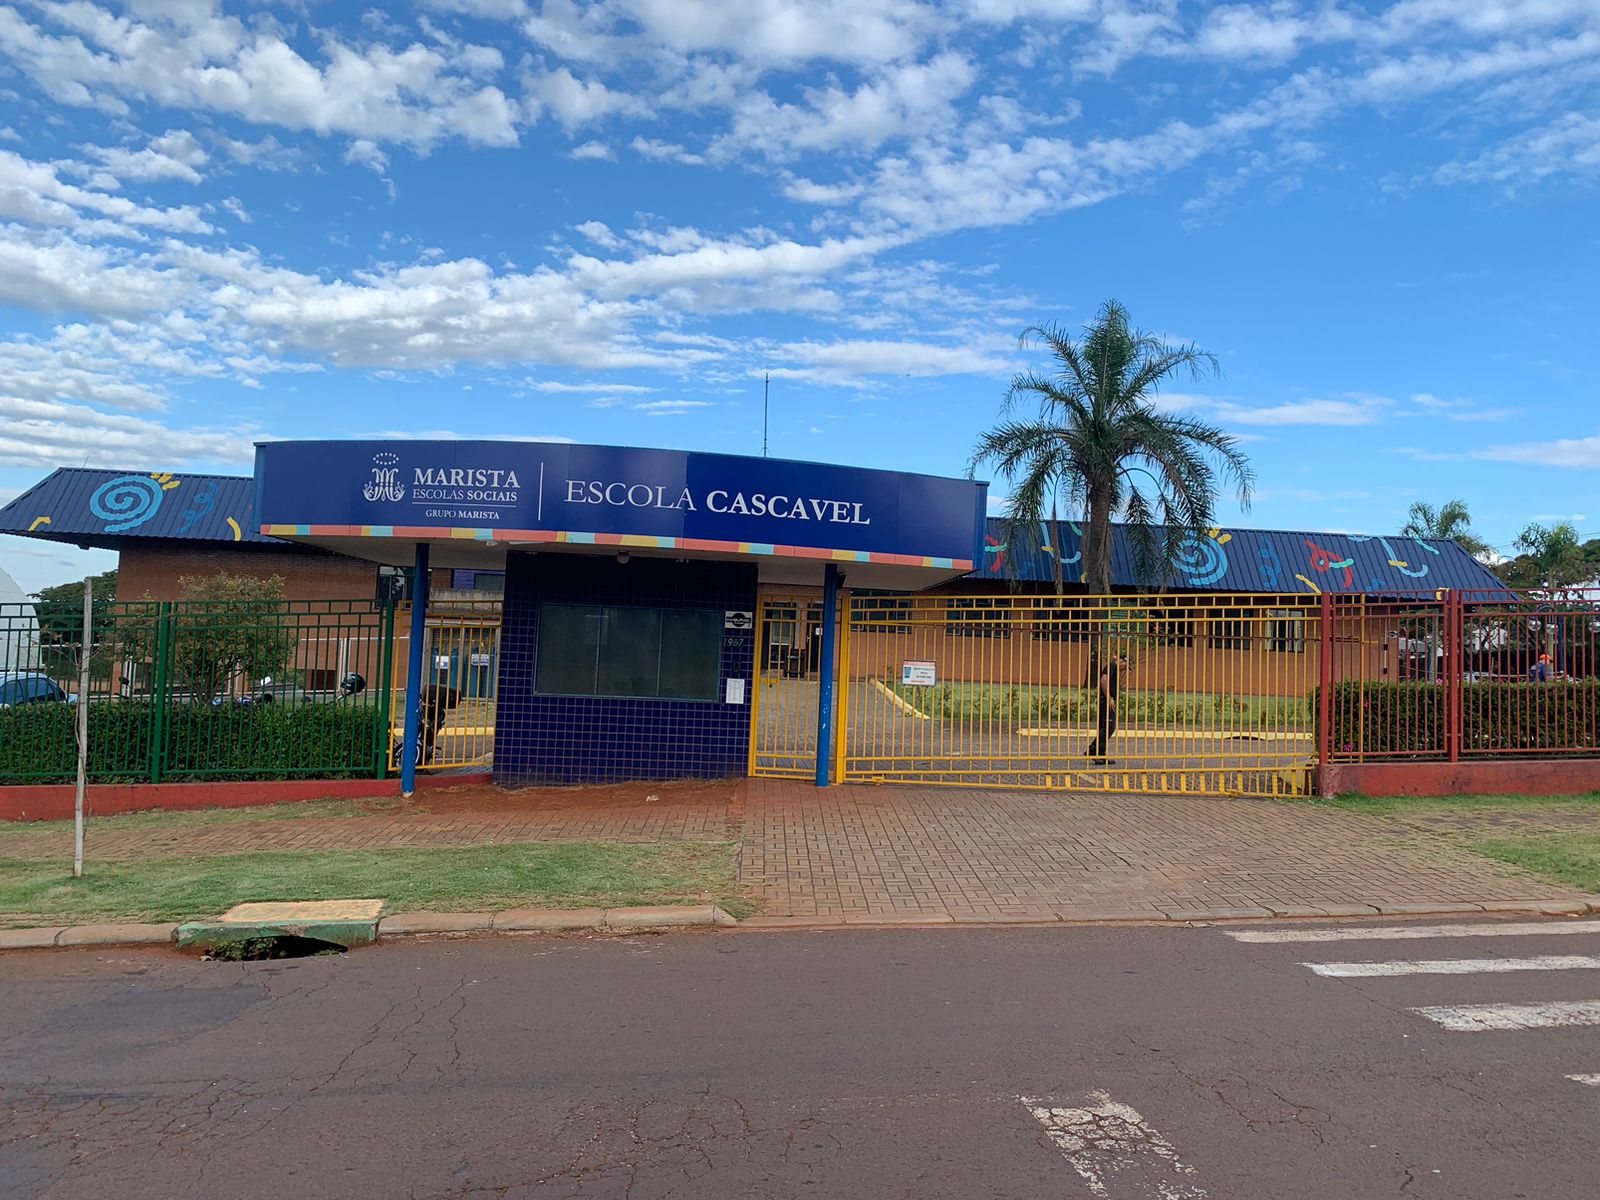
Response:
[393,601,501,772]
[752,592,1322,796]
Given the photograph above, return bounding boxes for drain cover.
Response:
[218,899,384,923]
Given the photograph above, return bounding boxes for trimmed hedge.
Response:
[0,700,386,784]
[1319,680,1600,756]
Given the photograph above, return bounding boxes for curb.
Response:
[377,904,741,939]
[735,898,1600,930]
[3,898,1597,949]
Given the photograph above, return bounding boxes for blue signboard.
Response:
[255,440,987,567]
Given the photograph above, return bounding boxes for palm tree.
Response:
[970,299,1253,594]
[1400,499,1491,559]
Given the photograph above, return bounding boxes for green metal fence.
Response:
[0,598,398,784]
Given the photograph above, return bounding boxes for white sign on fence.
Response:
[901,660,937,686]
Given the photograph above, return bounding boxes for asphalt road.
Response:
[4,918,1600,1199]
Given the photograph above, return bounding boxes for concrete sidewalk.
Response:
[3,779,1592,923]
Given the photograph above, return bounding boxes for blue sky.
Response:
[0,0,1595,592]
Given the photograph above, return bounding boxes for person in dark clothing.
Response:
[1086,653,1128,764]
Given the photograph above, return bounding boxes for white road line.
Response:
[1228,920,1600,944]
[1411,1000,1600,1032]
[1306,954,1600,977]
[1022,1093,1208,1199]
[1565,1074,1600,1086]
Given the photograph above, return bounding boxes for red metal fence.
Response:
[1320,589,1600,763]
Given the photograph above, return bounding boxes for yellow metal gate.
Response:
[394,601,501,772]
[749,594,847,780]
[752,591,1317,796]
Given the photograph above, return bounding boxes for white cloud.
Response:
[631,136,705,165]
[568,140,616,160]
[343,139,391,176]
[0,150,212,236]
[1435,112,1600,187]
[632,398,712,415]
[1210,396,1393,426]
[528,68,648,132]
[0,5,522,149]
[0,394,256,468]
[71,129,210,186]
[777,338,1011,381]
[573,220,624,249]
[613,0,932,66]
[1474,436,1600,468]
[715,53,979,160]
[531,380,656,393]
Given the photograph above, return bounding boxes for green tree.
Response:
[1499,521,1587,589]
[124,572,295,703]
[1399,500,1492,559]
[32,570,118,645]
[970,299,1254,593]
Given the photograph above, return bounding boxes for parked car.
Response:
[0,671,69,708]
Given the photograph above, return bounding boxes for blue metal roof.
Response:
[0,468,267,548]
[978,517,1505,594]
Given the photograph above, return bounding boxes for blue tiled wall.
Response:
[494,553,757,786]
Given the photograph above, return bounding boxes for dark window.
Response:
[1146,617,1197,647]
[1267,611,1305,654]
[947,596,1011,638]
[850,596,914,634]
[1030,602,1096,642]
[535,605,720,700]
[0,681,17,706]
[1210,612,1253,651]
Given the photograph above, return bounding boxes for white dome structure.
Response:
[0,563,42,672]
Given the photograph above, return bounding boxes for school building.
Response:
[0,444,1510,798]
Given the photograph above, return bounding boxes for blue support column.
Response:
[814,562,840,788]
[400,542,430,797]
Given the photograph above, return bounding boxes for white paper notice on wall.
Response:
[725,678,746,704]
[434,654,451,670]
[901,660,937,686]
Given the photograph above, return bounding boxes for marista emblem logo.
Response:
[363,452,405,503]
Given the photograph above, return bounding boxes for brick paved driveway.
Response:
[5,780,1588,921]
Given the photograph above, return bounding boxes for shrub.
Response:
[0,700,386,784]
[1316,680,1600,757]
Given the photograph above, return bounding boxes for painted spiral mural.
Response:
[89,474,167,532]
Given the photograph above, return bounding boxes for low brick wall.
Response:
[0,772,491,822]
[1319,759,1600,798]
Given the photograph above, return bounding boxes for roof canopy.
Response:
[255,440,990,590]
[0,468,263,549]
[979,518,1506,594]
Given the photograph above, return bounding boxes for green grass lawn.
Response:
[0,841,752,927]
[1303,792,1600,815]
[1473,835,1600,894]
[884,680,1309,729]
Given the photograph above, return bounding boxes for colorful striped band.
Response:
[260,524,972,571]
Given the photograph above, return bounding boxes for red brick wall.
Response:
[116,544,379,602]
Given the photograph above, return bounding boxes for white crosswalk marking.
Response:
[1306,954,1600,978]
[1411,1000,1600,1032]
[1228,920,1600,944]
[1565,1074,1600,1086]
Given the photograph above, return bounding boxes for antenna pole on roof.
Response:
[762,372,770,458]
